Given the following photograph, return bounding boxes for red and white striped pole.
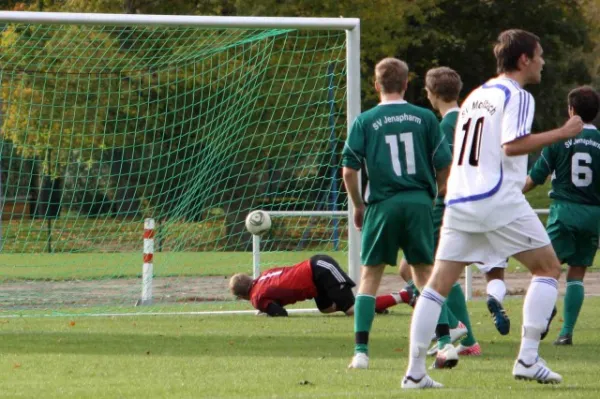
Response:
[140,218,155,306]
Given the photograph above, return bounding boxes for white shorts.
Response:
[477,257,508,274]
[436,212,551,266]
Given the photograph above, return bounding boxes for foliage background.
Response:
[0,0,598,250]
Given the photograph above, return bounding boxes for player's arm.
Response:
[523,146,554,194]
[342,118,366,229]
[432,119,453,197]
[254,295,289,317]
[264,302,288,317]
[435,166,451,197]
[502,92,583,156]
[522,176,538,194]
[342,118,365,209]
[342,168,362,208]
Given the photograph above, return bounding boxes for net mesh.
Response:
[0,22,349,314]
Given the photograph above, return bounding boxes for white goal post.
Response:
[0,11,362,315]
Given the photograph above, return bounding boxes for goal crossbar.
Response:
[0,11,359,30]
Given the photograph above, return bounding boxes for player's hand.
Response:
[353,204,365,231]
[561,115,584,138]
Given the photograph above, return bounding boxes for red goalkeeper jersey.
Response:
[249,259,317,312]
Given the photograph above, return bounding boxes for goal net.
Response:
[0,12,360,316]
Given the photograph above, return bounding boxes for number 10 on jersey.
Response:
[458,117,485,167]
[385,132,416,176]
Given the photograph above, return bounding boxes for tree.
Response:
[402,0,593,132]
[0,0,597,250]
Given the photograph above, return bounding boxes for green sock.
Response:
[560,279,584,336]
[447,283,477,346]
[354,294,376,354]
[436,303,451,349]
[447,308,459,329]
[407,279,420,296]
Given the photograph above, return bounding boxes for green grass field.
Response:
[0,250,599,281]
[0,178,596,315]
[0,248,599,282]
[0,179,562,282]
[1,297,599,398]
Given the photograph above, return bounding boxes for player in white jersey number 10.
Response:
[401,29,583,390]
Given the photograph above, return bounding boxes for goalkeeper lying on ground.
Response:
[229,254,408,316]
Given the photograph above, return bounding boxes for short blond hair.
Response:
[229,273,253,298]
[375,57,409,94]
[425,67,462,102]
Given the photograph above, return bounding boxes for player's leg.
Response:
[494,214,562,383]
[399,257,418,305]
[446,281,480,356]
[441,269,477,353]
[551,205,599,345]
[426,202,471,357]
[415,264,463,369]
[510,245,563,383]
[486,266,507,303]
[349,264,385,368]
[403,259,468,388]
[430,201,473,351]
[310,255,356,315]
[318,304,337,314]
[400,201,460,367]
[482,261,510,335]
[555,265,586,345]
[373,292,408,314]
[349,201,398,369]
[310,254,403,315]
[403,226,481,388]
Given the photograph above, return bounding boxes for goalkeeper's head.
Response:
[229,273,253,300]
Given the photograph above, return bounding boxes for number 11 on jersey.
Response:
[385,132,416,176]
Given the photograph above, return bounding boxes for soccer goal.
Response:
[0,11,361,316]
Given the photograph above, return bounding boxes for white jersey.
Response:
[444,77,535,232]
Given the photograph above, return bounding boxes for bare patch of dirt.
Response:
[3,272,600,311]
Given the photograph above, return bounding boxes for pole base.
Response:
[135,299,153,306]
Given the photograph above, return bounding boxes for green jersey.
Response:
[529,125,600,206]
[439,108,459,149]
[435,108,459,206]
[342,100,452,204]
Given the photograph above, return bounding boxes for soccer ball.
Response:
[245,210,271,236]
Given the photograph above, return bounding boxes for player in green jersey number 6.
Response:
[524,86,600,346]
[342,57,452,370]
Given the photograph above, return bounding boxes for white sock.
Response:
[406,287,445,378]
[487,279,507,303]
[518,277,558,364]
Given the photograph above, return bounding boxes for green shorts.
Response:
[361,191,434,267]
[546,201,600,267]
[432,199,445,250]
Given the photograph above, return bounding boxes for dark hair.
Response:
[494,29,540,73]
[568,86,600,123]
[375,57,409,94]
[425,67,463,102]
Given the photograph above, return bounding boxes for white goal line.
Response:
[0,308,322,319]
